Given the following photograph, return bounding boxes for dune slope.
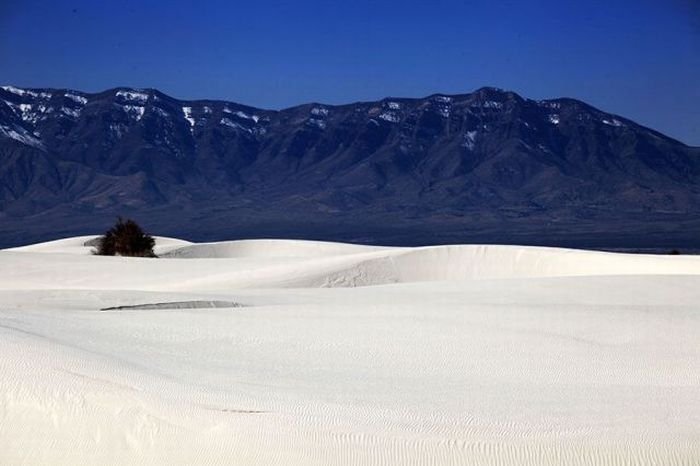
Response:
[1,238,699,465]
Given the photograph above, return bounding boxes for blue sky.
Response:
[1,0,698,144]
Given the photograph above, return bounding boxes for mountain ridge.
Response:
[1,84,699,249]
[3,84,694,146]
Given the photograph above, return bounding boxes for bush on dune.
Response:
[93,217,156,257]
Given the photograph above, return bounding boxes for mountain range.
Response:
[1,84,699,249]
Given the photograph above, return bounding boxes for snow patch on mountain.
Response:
[182,107,195,129]
[220,117,266,135]
[311,107,329,117]
[432,96,453,118]
[121,105,145,121]
[307,107,329,129]
[307,118,327,129]
[65,93,88,105]
[379,112,400,123]
[116,90,149,104]
[602,118,623,127]
[5,102,52,124]
[60,107,81,118]
[472,100,503,110]
[0,124,45,150]
[462,130,478,150]
[539,101,561,110]
[220,117,235,128]
[2,86,33,97]
[221,117,253,133]
[9,103,35,122]
[235,111,259,123]
[1,86,50,99]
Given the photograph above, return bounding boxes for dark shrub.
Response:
[94,217,156,257]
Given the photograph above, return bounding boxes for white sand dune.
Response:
[1,237,699,465]
[4,238,700,290]
[5,235,193,256]
[160,238,394,259]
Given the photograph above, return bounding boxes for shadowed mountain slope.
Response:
[1,85,698,249]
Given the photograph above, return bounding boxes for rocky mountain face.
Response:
[1,85,699,249]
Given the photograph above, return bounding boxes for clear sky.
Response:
[1,0,698,145]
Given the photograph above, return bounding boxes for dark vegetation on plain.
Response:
[93,217,156,257]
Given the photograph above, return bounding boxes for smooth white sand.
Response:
[1,237,699,465]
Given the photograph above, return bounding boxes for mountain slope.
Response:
[1,85,698,249]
